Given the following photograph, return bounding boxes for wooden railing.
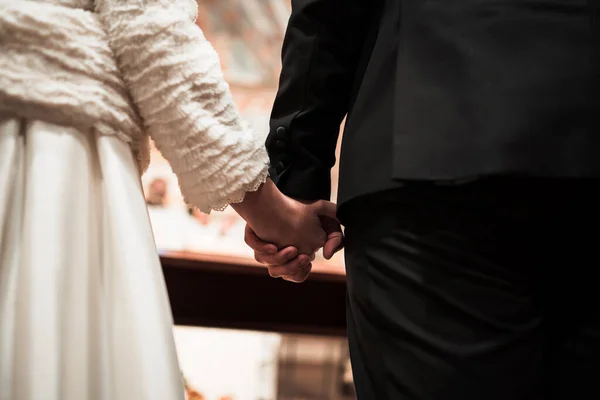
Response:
[161,251,347,336]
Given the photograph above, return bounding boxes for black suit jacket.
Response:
[266,0,600,207]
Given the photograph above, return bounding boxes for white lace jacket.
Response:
[0,0,270,213]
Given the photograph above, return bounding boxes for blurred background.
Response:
[141,1,351,399]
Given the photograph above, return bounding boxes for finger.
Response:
[244,224,277,254]
[313,200,339,222]
[283,263,313,283]
[319,213,344,259]
[255,246,300,265]
[323,231,344,260]
[268,254,310,277]
[268,254,311,278]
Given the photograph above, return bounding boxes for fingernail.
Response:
[288,248,299,257]
[266,245,277,254]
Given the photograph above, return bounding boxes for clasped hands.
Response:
[245,199,343,282]
[232,179,343,282]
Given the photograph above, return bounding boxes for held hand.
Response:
[231,179,343,281]
[252,198,338,255]
[244,213,344,283]
[232,179,329,254]
[244,226,315,283]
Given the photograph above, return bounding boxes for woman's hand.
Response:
[232,179,335,254]
[243,221,344,283]
[232,178,343,282]
[254,197,337,255]
[244,227,315,283]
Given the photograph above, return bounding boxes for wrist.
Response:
[231,178,291,232]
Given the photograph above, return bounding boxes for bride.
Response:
[0,0,339,399]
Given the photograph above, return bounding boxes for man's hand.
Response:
[233,180,334,255]
[231,179,343,281]
[244,215,344,283]
[244,226,314,282]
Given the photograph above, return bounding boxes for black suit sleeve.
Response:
[266,0,371,201]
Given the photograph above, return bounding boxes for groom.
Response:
[247,0,600,399]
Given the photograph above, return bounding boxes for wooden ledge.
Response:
[161,251,347,337]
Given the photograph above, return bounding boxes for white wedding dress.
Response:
[0,119,182,400]
[0,0,269,398]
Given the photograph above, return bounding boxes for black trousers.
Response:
[340,178,600,400]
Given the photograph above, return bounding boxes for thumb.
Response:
[323,230,344,260]
[312,200,339,221]
[313,200,343,259]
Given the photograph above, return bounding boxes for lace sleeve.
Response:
[97,0,269,213]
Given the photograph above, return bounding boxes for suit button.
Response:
[275,126,286,139]
[274,161,286,173]
[275,140,286,151]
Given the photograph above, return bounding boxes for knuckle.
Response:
[268,268,280,278]
[281,267,299,277]
[256,254,273,265]
[274,255,287,264]
[291,260,306,272]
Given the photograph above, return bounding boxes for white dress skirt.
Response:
[0,117,184,400]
